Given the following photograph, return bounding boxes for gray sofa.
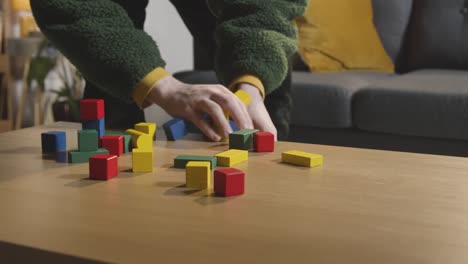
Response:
[174,0,468,157]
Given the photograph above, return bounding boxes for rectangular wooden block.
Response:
[80,99,104,120]
[125,129,152,151]
[234,89,252,105]
[174,155,217,169]
[68,148,109,163]
[229,129,259,150]
[186,161,211,189]
[78,130,98,152]
[99,135,123,156]
[135,122,157,140]
[41,131,66,153]
[132,148,153,172]
[105,131,132,153]
[215,149,248,167]
[281,150,323,167]
[89,154,118,181]
[82,117,105,137]
[163,118,187,141]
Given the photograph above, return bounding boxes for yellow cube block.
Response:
[235,90,252,105]
[135,122,157,139]
[215,149,248,167]
[281,150,323,167]
[132,149,154,172]
[186,161,211,189]
[125,129,152,151]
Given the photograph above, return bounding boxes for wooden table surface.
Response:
[1,122,468,263]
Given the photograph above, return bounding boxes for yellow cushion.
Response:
[296,0,394,73]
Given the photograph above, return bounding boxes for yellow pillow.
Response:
[296,0,394,73]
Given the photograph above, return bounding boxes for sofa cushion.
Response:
[403,0,468,71]
[354,70,468,140]
[372,0,413,64]
[291,72,392,128]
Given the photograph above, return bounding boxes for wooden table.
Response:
[1,122,468,263]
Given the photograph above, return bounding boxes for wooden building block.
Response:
[254,132,275,152]
[215,149,248,167]
[174,155,217,169]
[89,154,118,181]
[68,148,109,163]
[234,89,252,105]
[163,118,187,141]
[41,131,66,153]
[106,131,132,153]
[132,148,153,172]
[281,150,323,167]
[214,168,245,197]
[78,130,98,152]
[229,129,259,150]
[82,117,105,137]
[125,129,152,151]
[135,122,157,140]
[185,161,211,189]
[100,135,124,156]
[80,99,104,120]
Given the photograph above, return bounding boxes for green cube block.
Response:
[78,130,99,152]
[68,148,109,163]
[229,129,259,150]
[174,155,217,169]
[106,131,132,153]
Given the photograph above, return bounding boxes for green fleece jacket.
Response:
[30,0,307,104]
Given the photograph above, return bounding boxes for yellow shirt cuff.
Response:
[228,75,265,99]
[132,67,170,108]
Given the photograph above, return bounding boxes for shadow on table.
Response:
[0,240,105,264]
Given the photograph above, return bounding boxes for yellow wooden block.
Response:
[215,149,248,167]
[186,161,211,189]
[135,122,157,139]
[235,90,252,105]
[281,150,323,167]
[132,148,153,172]
[125,129,152,150]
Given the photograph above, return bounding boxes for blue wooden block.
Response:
[82,117,105,137]
[230,120,239,132]
[41,131,66,153]
[163,118,188,141]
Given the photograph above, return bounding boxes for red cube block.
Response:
[100,135,123,156]
[80,99,104,120]
[89,154,118,180]
[254,131,274,152]
[214,168,245,197]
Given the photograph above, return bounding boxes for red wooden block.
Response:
[254,131,274,152]
[80,99,104,120]
[99,135,123,156]
[89,154,118,180]
[214,168,245,197]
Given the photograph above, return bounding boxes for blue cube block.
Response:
[82,117,105,137]
[163,118,188,141]
[41,131,66,153]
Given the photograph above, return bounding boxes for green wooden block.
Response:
[105,131,132,153]
[68,148,109,163]
[229,129,259,150]
[78,130,99,152]
[174,155,217,169]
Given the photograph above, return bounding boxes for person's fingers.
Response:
[189,113,222,142]
[196,99,232,139]
[250,105,278,141]
[210,90,253,130]
[235,98,254,129]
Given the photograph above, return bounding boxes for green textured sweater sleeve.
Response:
[30,0,165,103]
[207,0,307,95]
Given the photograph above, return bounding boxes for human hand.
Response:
[146,75,253,141]
[238,83,277,140]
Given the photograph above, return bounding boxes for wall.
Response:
[143,1,193,125]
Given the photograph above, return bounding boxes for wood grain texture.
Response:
[1,122,468,263]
